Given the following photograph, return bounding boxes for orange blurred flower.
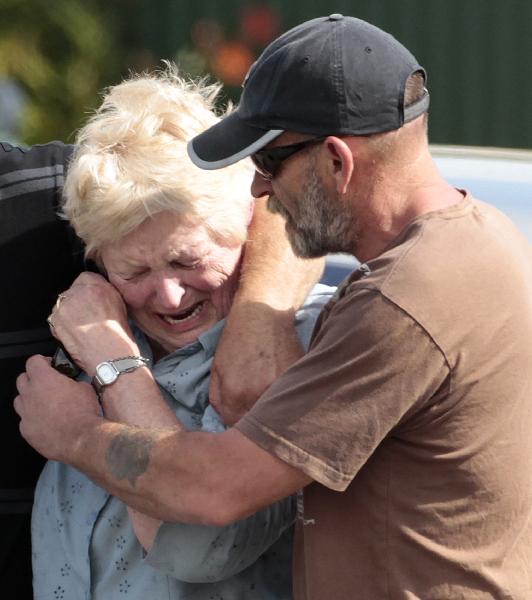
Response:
[240,5,281,46]
[211,41,254,86]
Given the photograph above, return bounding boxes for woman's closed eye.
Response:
[118,268,149,281]
[169,259,201,271]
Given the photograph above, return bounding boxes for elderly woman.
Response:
[31,69,333,599]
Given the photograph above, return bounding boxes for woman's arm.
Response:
[37,259,325,552]
[99,366,182,550]
[145,495,295,582]
[139,405,294,581]
[46,271,183,548]
[44,270,304,558]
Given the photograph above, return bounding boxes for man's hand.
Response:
[14,355,102,462]
[48,272,139,374]
[209,197,324,425]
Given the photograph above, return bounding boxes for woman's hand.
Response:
[48,272,139,375]
[47,273,181,552]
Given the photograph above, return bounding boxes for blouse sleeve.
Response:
[144,494,295,582]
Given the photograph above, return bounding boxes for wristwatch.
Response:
[92,356,150,396]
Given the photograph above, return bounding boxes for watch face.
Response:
[98,362,118,385]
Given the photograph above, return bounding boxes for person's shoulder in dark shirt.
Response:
[0,140,84,496]
[0,140,86,598]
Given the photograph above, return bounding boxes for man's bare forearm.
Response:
[209,197,324,424]
[240,197,324,311]
[69,362,305,526]
[15,359,310,526]
[66,418,185,517]
[71,418,308,527]
[98,364,184,549]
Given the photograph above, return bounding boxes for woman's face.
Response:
[100,211,243,356]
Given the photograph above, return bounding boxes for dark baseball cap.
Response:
[188,14,429,170]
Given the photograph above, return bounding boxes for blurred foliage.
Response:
[2,0,529,148]
[0,0,280,145]
[0,0,122,144]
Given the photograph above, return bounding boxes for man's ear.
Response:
[323,136,354,195]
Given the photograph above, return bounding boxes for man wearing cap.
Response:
[15,15,532,599]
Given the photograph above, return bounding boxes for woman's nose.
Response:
[156,276,185,309]
[251,171,274,198]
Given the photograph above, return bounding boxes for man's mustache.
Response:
[267,196,290,220]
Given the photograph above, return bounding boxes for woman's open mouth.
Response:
[159,300,205,325]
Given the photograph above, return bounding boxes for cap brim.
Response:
[187,111,283,170]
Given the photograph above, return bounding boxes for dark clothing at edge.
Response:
[0,141,84,597]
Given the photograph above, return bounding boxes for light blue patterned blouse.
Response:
[32,284,334,600]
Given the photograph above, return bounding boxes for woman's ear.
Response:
[323,136,354,195]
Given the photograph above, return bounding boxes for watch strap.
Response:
[92,355,150,396]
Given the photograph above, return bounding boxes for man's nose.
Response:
[251,171,274,198]
[156,276,186,310]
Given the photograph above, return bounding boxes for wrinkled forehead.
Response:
[100,212,213,260]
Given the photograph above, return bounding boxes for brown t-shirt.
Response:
[237,196,532,599]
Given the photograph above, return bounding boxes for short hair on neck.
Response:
[404,70,427,107]
[364,71,429,160]
[62,64,253,261]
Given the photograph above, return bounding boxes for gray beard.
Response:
[268,167,359,258]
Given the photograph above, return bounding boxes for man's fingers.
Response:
[25,354,52,376]
[13,394,22,416]
[24,354,63,386]
[15,371,29,394]
[16,354,54,404]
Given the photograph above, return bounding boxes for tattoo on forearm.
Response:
[105,428,158,487]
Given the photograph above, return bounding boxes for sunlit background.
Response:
[1,0,531,149]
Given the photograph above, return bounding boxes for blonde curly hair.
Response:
[62,65,253,261]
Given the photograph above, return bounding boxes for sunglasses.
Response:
[251,136,326,180]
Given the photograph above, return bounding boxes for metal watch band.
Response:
[91,356,150,396]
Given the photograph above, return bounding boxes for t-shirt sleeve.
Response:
[236,287,449,491]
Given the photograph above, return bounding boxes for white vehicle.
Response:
[322,145,532,285]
